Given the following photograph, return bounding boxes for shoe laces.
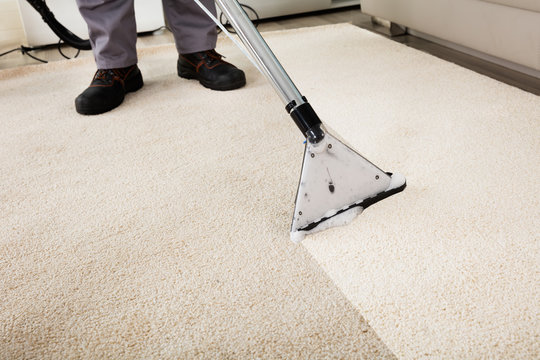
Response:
[93,66,132,82]
[198,50,226,66]
[93,69,116,82]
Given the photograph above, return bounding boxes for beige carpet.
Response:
[0,24,538,359]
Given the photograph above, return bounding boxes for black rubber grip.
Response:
[289,103,322,135]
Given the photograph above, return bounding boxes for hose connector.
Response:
[287,100,325,144]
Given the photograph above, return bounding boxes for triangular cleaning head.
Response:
[290,132,406,242]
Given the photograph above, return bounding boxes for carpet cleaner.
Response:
[195,0,407,242]
[25,0,405,242]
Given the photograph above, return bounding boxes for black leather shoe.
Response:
[177,50,246,91]
[75,65,143,115]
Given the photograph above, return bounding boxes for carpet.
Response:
[0,24,538,359]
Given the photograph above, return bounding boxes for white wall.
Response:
[17,0,165,47]
[0,0,25,50]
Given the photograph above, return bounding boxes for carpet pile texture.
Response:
[1,24,538,359]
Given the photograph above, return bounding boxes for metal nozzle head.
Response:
[290,132,406,242]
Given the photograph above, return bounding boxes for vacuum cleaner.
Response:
[206,0,407,242]
[28,0,406,242]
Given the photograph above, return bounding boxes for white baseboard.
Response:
[409,29,540,79]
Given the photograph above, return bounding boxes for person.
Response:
[75,0,246,115]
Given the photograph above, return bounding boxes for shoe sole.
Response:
[178,67,246,91]
[75,71,144,115]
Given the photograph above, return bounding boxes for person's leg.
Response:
[77,0,138,68]
[162,0,245,91]
[162,0,217,54]
[75,0,143,115]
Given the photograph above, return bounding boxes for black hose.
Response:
[218,4,260,34]
[25,0,92,51]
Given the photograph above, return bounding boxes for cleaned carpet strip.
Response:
[294,25,538,359]
[1,24,539,359]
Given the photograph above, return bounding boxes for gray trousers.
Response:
[77,0,218,69]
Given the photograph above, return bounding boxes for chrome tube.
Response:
[215,0,305,108]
